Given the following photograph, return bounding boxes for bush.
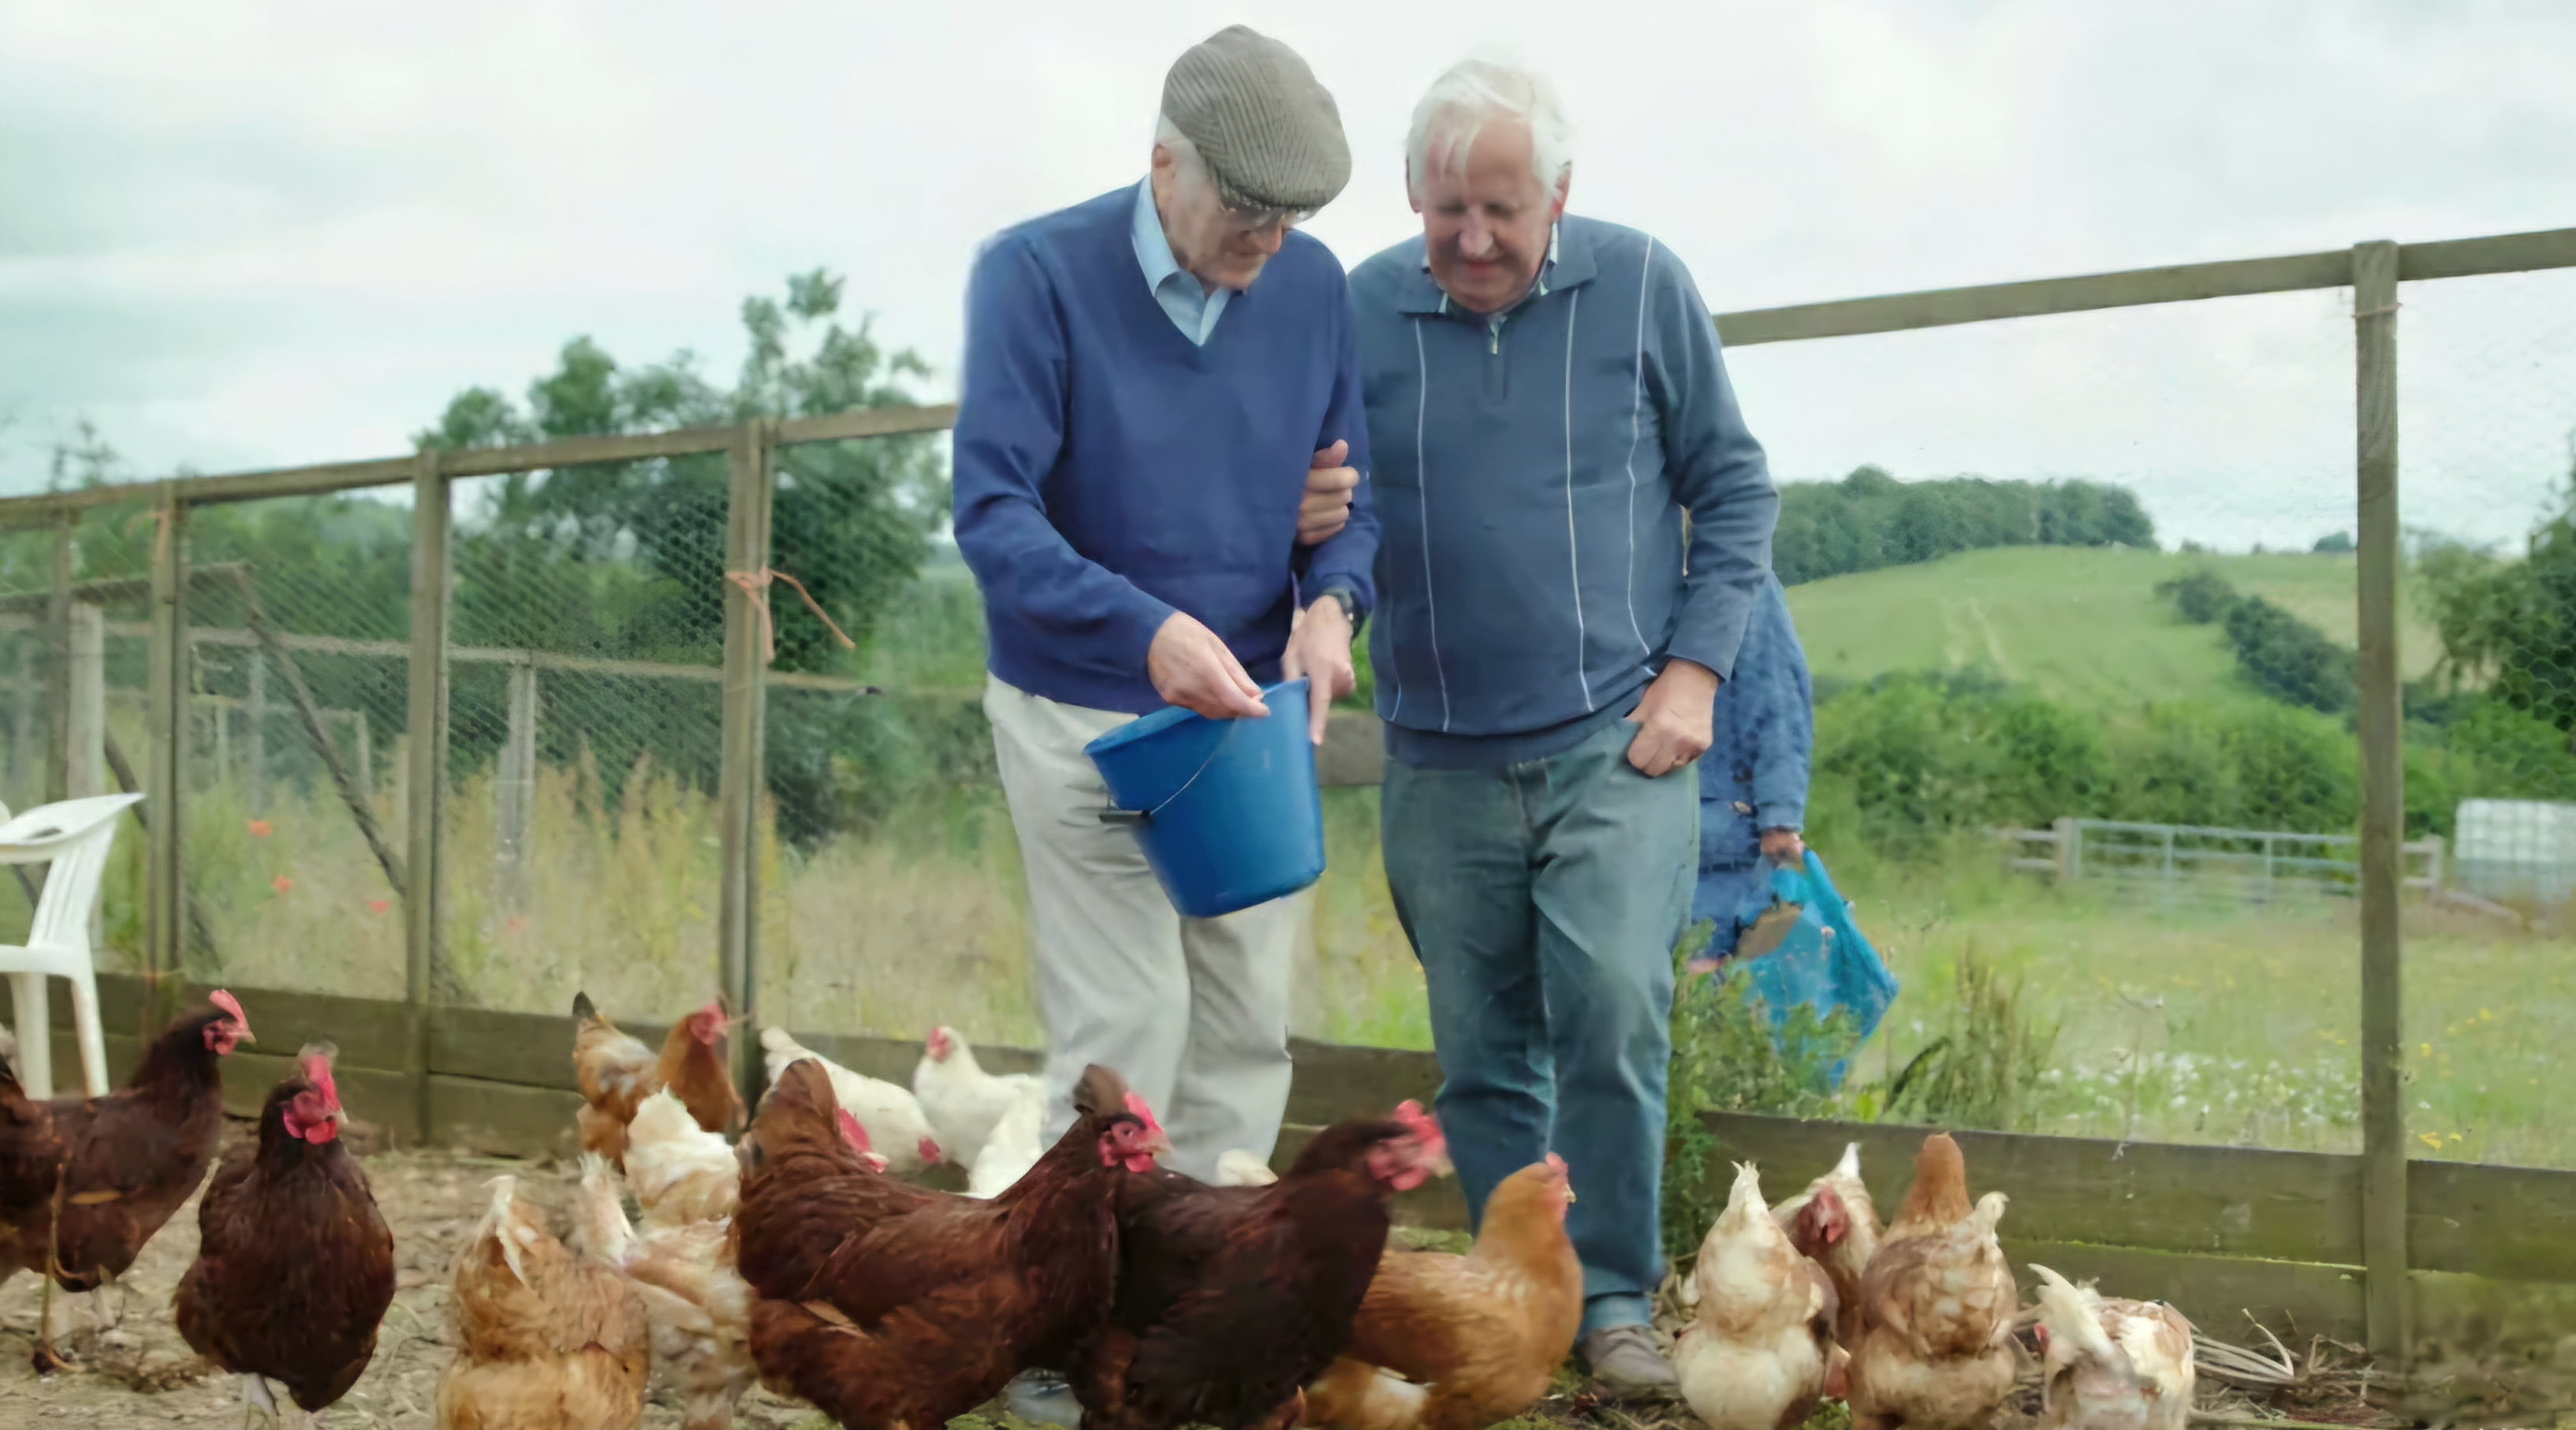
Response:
[1660,924,1859,1260]
[1881,949,2060,1133]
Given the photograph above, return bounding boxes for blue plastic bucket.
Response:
[1083,678,1326,919]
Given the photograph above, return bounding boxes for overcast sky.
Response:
[2,1,2571,550]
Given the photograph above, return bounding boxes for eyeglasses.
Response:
[1223,203,1314,235]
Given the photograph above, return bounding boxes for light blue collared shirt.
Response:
[1131,178,1229,345]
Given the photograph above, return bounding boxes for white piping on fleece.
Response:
[1411,319,1452,731]
[1562,287,1593,712]
[1620,237,1655,657]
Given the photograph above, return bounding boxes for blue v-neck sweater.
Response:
[952,185,1379,715]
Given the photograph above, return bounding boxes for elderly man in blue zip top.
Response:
[952,23,1375,1200]
[1348,60,1780,1400]
[1688,575,1815,970]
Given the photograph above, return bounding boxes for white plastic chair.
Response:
[0,793,146,1100]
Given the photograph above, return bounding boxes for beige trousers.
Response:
[984,676,1302,1181]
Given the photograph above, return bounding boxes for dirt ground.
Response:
[0,1137,825,1430]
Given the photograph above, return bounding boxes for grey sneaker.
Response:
[1579,1324,1680,1402]
[1005,1371,1083,1428]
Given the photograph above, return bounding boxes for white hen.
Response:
[623,1091,739,1229]
[1214,1148,1280,1186]
[912,1024,1044,1169]
[964,1088,1045,1197]
[581,1152,760,1430]
[758,1027,944,1175]
[2029,1265,2195,1430]
[1675,1163,1838,1430]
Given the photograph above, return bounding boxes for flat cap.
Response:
[1161,25,1351,214]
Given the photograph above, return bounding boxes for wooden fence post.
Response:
[245,651,267,816]
[496,655,538,911]
[66,604,104,799]
[45,511,72,805]
[144,490,188,1026]
[2353,237,2409,1372]
[404,448,452,1145]
[718,420,775,1103]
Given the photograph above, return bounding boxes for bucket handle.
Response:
[1096,720,1238,828]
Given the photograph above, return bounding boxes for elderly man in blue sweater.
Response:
[952,21,1376,1216]
[1350,61,1780,1399]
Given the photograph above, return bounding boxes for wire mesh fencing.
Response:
[178,491,415,999]
[2392,263,2576,1171]
[438,462,733,1021]
[1723,285,2393,1156]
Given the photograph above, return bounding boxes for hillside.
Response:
[1783,546,2441,708]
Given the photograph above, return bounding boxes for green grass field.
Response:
[1784,546,2443,708]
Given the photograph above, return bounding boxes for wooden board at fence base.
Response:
[2408,1158,2576,1285]
[1702,1113,2362,1266]
[2001,1238,2364,1343]
[47,1031,423,1145]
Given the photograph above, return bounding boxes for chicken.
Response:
[1848,1133,2019,1430]
[175,1044,397,1428]
[0,991,254,1372]
[966,1088,1044,1198]
[911,1023,1044,1169]
[1214,1149,1280,1188]
[435,1167,651,1430]
[759,1026,944,1175]
[1306,1153,1582,1430]
[1673,1163,1839,1430]
[624,1091,740,1230]
[1075,1101,1451,1430]
[1774,1141,1880,1351]
[572,993,744,1164]
[734,1057,1168,1430]
[2028,1265,2195,1430]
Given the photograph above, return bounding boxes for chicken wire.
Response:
[180,490,415,999]
[0,500,164,973]
[1724,287,2380,1156]
[439,464,731,1020]
[2390,266,2576,1171]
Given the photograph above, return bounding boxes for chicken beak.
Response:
[1566,1188,1578,1204]
[1148,1130,1176,1161]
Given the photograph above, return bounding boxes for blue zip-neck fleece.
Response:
[1351,216,1779,768]
[953,185,1378,715]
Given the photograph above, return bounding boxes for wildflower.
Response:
[248,820,272,838]
[369,899,391,916]
[2418,1133,2442,1151]
[272,876,293,894]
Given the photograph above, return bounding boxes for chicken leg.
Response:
[31,1275,67,1374]
[239,1372,279,1430]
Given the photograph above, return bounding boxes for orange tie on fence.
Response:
[725,567,857,664]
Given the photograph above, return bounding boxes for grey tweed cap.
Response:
[1161,25,1351,214]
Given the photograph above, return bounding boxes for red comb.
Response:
[301,1051,340,1107]
[1545,1152,1568,1174]
[1394,1100,1445,1148]
[1123,1090,1166,1137]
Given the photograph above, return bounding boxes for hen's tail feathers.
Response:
[572,991,600,1023]
[1833,1141,1861,1180]
[475,1175,531,1288]
[2030,1264,2118,1367]
[573,1153,634,1268]
[759,1026,800,1055]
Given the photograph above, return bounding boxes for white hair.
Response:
[1406,59,1572,195]
[1153,113,1213,193]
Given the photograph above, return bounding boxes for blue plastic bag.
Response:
[1724,849,1899,1087]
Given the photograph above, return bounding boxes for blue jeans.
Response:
[1382,717,1698,1338]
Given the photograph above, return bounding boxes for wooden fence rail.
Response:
[1994,817,2445,897]
[2,222,2574,1364]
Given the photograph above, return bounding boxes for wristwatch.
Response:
[1316,585,1359,625]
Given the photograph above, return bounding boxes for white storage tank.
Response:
[2453,799,2576,906]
